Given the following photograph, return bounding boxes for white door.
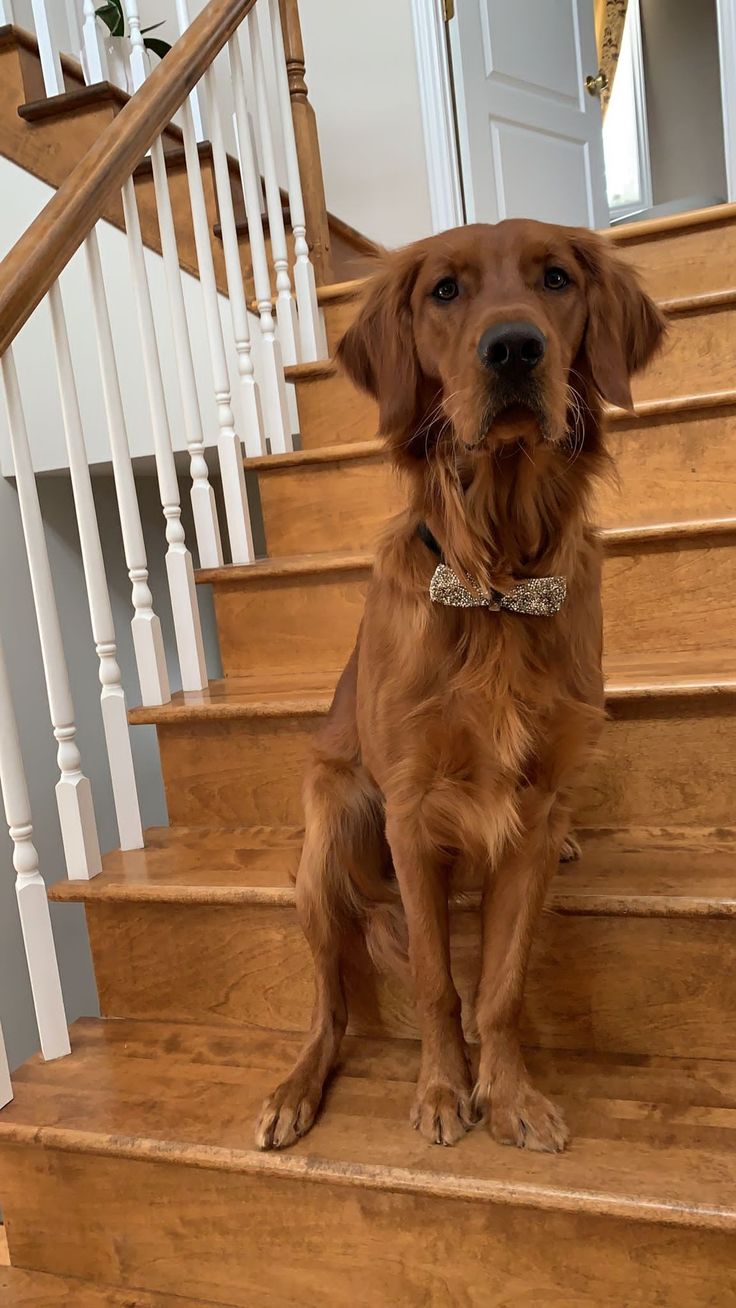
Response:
[449,0,609,228]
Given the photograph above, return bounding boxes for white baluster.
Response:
[0,349,101,881]
[84,229,170,707]
[228,32,292,454]
[267,0,327,361]
[181,98,263,568]
[149,134,226,568]
[0,2,15,25]
[122,0,149,91]
[0,1020,10,1107]
[48,281,143,851]
[121,177,208,692]
[201,66,272,477]
[250,8,299,367]
[81,0,108,85]
[0,628,70,1062]
[30,0,65,96]
[174,0,205,140]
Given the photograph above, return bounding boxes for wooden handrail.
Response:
[0,0,257,356]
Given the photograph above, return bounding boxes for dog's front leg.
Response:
[474,788,570,1153]
[385,811,476,1146]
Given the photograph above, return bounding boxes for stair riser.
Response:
[293,371,377,449]
[292,307,736,450]
[612,219,736,301]
[4,1143,733,1307]
[210,540,736,678]
[257,406,736,554]
[85,896,736,1061]
[155,700,736,829]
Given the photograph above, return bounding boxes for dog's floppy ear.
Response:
[572,231,666,411]
[336,246,427,443]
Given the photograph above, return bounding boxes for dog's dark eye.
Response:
[544,266,570,291]
[431,278,459,301]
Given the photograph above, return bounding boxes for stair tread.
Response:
[196,512,736,588]
[47,824,736,915]
[128,651,736,725]
[0,1261,208,1306]
[2,1016,736,1232]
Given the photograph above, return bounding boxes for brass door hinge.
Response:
[442,0,455,21]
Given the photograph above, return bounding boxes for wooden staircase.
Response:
[1,198,736,1303]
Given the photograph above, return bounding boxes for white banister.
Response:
[47,280,144,851]
[122,0,149,91]
[84,228,170,707]
[120,177,208,692]
[267,0,327,361]
[228,31,292,454]
[174,0,206,140]
[149,135,226,569]
[0,628,70,1062]
[181,99,263,568]
[0,349,102,882]
[0,1020,10,1107]
[30,0,65,96]
[249,7,299,367]
[0,1,15,25]
[81,0,108,85]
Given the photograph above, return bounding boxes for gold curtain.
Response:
[594,0,629,115]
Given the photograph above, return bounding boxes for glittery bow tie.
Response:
[429,563,567,616]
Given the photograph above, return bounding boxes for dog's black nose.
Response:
[478,321,546,375]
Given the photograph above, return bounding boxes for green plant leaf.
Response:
[143,37,172,60]
[140,21,165,34]
[95,0,124,38]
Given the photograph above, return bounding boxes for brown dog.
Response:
[255,220,665,1153]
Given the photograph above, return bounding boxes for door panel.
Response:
[450,0,609,227]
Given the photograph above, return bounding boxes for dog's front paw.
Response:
[410,1081,479,1146]
[477,1080,570,1153]
[254,1077,320,1151]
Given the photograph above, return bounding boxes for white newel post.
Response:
[48,281,144,851]
[122,0,150,91]
[0,350,102,881]
[149,134,226,569]
[228,31,292,454]
[30,0,65,96]
[81,0,108,85]
[84,228,170,707]
[121,177,208,692]
[0,1021,10,1107]
[250,5,300,367]
[267,0,327,361]
[0,629,71,1062]
[174,0,205,140]
[181,100,263,569]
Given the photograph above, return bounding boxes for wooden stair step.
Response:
[125,653,736,836]
[47,826,736,1058]
[198,521,736,674]
[47,823,736,917]
[247,392,736,546]
[1,1018,735,1304]
[284,292,736,452]
[0,1262,222,1306]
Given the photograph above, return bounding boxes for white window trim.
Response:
[606,0,653,222]
[410,0,465,232]
[716,0,736,202]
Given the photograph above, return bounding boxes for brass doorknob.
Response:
[585,69,609,97]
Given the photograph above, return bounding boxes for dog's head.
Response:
[337,220,666,460]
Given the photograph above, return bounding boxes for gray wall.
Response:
[0,473,220,1071]
[641,0,727,207]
